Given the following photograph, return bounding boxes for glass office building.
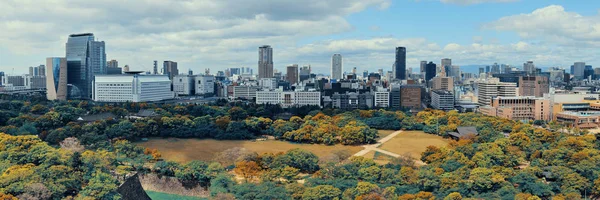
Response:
[66,33,106,99]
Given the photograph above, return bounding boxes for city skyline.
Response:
[1,1,599,75]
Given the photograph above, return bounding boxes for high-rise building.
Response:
[46,57,68,100]
[502,64,511,74]
[153,61,158,75]
[441,58,451,76]
[486,66,490,73]
[400,85,422,110]
[258,45,274,79]
[195,75,215,95]
[519,76,549,97]
[37,65,45,77]
[523,61,535,74]
[29,67,35,76]
[420,61,427,76]
[107,60,118,68]
[584,65,594,80]
[431,77,454,91]
[66,33,105,99]
[431,90,454,111]
[451,65,461,80]
[394,47,406,80]
[491,63,500,74]
[479,67,485,75]
[286,64,299,85]
[299,65,311,82]
[477,78,517,106]
[572,62,586,80]
[425,62,436,84]
[163,61,178,80]
[331,54,343,80]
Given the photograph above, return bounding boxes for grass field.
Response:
[136,138,363,163]
[378,131,449,159]
[377,130,397,138]
[145,190,206,200]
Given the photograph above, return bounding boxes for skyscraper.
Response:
[441,58,451,76]
[523,61,535,74]
[479,67,484,75]
[46,57,68,100]
[258,45,274,79]
[66,33,105,99]
[491,63,500,74]
[286,64,299,85]
[153,61,158,75]
[37,65,45,77]
[573,62,586,80]
[425,62,437,84]
[420,61,427,76]
[451,65,461,80]
[163,61,178,80]
[331,54,343,80]
[395,47,406,80]
[107,60,118,68]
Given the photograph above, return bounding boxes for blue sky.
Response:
[1,0,599,75]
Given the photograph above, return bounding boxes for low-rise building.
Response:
[231,86,259,100]
[374,91,390,108]
[93,74,173,102]
[480,96,550,121]
[195,75,215,95]
[256,90,321,108]
[431,90,454,110]
[555,111,600,129]
[331,92,373,109]
[173,75,194,95]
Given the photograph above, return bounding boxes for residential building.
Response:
[331,54,343,80]
[518,76,549,97]
[258,45,274,79]
[431,90,454,110]
[66,33,106,99]
[374,91,390,108]
[93,73,173,102]
[46,57,68,100]
[195,75,215,95]
[163,61,178,80]
[286,64,299,85]
[256,90,321,108]
[400,85,422,110]
[477,78,517,106]
[395,47,406,80]
[173,75,194,95]
[480,96,550,121]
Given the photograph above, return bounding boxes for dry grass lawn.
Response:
[377,130,397,138]
[136,138,363,163]
[379,131,449,159]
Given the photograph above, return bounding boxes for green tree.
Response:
[302,185,341,200]
[78,172,121,200]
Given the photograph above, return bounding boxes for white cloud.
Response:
[440,0,518,5]
[483,5,600,47]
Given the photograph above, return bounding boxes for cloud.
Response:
[440,0,518,5]
[483,5,600,47]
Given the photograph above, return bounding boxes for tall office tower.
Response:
[584,65,594,80]
[523,61,535,74]
[46,57,68,100]
[451,65,461,80]
[299,65,311,82]
[153,61,158,75]
[123,65,130,72]
[425,62,437,84]
[107,60,118,68]
[286,64,299,85]
[486,66,490,73]
[420,61,427,76]
[331,54,343,80]
[479,67,485,75]
[519,76,549,97]
[502,64,511,74]
[363,70,369,78]
[378,69,384,75]
[444,65,451,78]
[572,62,586,80]
[66,33,105,99]
[441,58,451,76]
[258,45,274,79]
[394,47,406,80]
[163,61,178,80]
[29,67,34,76]
[491,63,500,74]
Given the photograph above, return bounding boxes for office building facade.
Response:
[66,33,105,99]
[258,45,274,79]
[46,57,68,100]
[195,75,215,95]
[331,54,343,80]
[256,91,321,108]
[431,90,454,111]
[173,75,194,95]
[519,76,549,97]
[163,61,178,80]
[395,47,406,80]
[400,85,422,110]
[286,64,299,85]
[477,78,517,106]
[93,74,173,102]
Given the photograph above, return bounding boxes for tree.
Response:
[234,161,262,182]
[228,107,248,120]
[444,192,462,200]
[78,172,121,200]
[273,148,319,173]
[302,185,341,200]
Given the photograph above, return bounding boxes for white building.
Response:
[374,91,390,108]
[173,75,194,95]
[259,78,277,90]
[232,86,259,100]
[256,90,321,108]
[431,90,455,110]
[477,78,516,106]
[195,75,215,95]
[93,74,173,102]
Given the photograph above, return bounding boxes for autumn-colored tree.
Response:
[215,116,231,130]
[444,192,462,200]
[234,161,262,182]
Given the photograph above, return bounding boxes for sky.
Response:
[1,0,599,75]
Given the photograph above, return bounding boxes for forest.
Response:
[0,98,599,199]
